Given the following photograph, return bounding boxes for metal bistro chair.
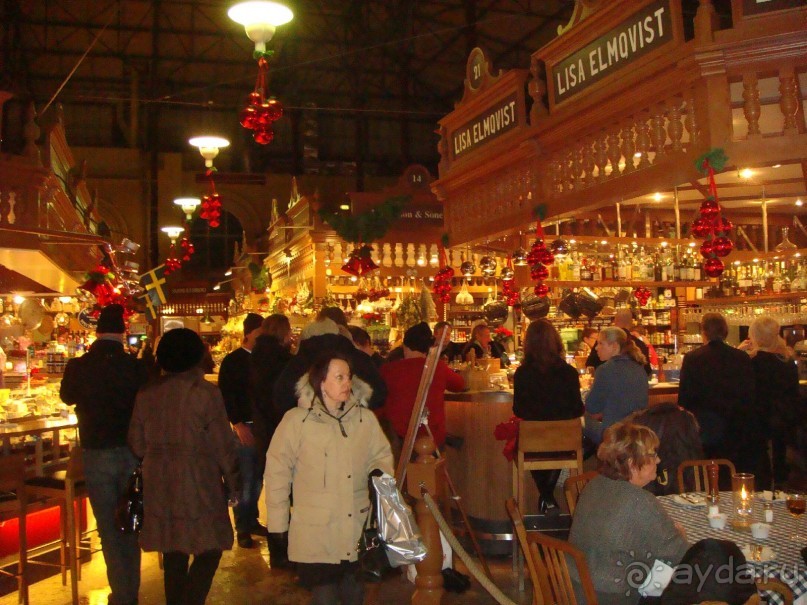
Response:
[563,470,599,517]
[676,458,736,494]
[506,498,598,605]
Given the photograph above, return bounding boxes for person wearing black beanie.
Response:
[129,327,240,605]
[60,304,148,605]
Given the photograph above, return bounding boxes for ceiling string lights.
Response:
[229,1,293,145]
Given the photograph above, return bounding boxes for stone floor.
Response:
[0,535,533,605]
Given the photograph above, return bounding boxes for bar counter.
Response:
[443,381,679,553]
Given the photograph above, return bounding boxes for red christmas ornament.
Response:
[691,217,711,239]
[700,198,719,219]
[700,240,715,259]
[703,257,725,278]
[530,264,549,281]
[540,249,555,266]
[534,283,549,297]
[711,236,733,257]
[341,245,378,277]
[253,127,275,145]
[715,217,733,235]
[239,105,259,130]
[240,57,283,146]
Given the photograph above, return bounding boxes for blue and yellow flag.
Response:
[139,265,167,321]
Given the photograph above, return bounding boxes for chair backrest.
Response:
[518,419,583,473]
[0,453,26,494]
[506,498,598,605]
[676,458,736,494]
[563,470,598,516]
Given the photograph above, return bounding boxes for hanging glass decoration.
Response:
[200,171,223,228]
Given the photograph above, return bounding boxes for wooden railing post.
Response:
[407,435,445,605]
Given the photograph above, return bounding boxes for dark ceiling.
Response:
[1,0,580,177]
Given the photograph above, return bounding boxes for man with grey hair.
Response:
[678,312,755,465]
[586,308,652,375]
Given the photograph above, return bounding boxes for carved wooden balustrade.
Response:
[434,0,807,247]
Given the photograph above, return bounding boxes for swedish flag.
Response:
[139,265,167,321]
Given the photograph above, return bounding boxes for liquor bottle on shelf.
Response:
[601,255,615,281]
[580,256,593,281]
[570,253,582,281]
[591,256,601,282]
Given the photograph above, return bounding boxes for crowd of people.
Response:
[58,301,803,605]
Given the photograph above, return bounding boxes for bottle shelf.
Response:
[547,280,715,288]
[689,291,807,305]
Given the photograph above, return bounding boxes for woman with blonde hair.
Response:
[570,421,688,605]
[584,327,649,444]
[745,316,801,486]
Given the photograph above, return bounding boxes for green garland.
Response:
[695,148,728,174]
[249,262,270,292]
[319,195,409,244]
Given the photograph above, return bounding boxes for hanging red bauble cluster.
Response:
[501,257,520,306]
[179,236,195,262]
[367,285,390,302]
[200,171,222,228]
[633,286,652,306]
[239,58,283,145]
[341,244,379,277]
[164,246,183,276]
[691,150,734,278]
[432,245,454,303]
[528,218,553,298]
[76,261,136,319]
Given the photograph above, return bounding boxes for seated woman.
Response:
[630,403,703,496]
[584,327,649,445]
[513,319,583,513]
[570,421,688,605]
[461,323,509,366]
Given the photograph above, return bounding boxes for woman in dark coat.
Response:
[513,319,584,513]
[745,316,802,487]
[129,328,240,605]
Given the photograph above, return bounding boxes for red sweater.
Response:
[379,357,465,447]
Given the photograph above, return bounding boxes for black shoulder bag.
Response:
[357,470,391,582]
[115,464,144,534]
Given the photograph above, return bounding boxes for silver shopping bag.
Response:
[371,473,427,567]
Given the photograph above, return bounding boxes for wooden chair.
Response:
[512,419,584,514]
[676,458,736,494]
[506,498,598,605]
[563,470,598,516]
[700,578,793,605]
[0,454,30,605]
[22,446,88,605]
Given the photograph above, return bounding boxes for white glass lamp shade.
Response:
[228,1,294,52]
[161,226,185,244]
[188,136,230,168]
[174,197,201,220]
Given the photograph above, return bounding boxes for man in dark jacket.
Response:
[273,318,387,417]
[60,304,147,605]
[218,312,265,548]
[678,313,756,466]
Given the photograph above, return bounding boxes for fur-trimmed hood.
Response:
[294,372,373,410]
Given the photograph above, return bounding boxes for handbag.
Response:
[115,464,143,534]
[357,473,392,582]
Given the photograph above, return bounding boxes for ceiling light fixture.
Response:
[189,136,230,168]
[161,226,184,245]
[228,1,294,53]
[174,197,201,221]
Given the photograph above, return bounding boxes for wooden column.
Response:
[407,435,445,605]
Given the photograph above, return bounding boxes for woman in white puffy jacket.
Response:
[265,351,393,605]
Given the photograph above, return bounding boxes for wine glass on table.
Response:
[786,491,805,540]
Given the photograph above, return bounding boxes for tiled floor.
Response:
[1,536,533,605]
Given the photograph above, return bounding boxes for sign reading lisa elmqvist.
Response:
[450,92,520,160]
[550,0,674,105]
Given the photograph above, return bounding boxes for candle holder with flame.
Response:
[731,473,755,530]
